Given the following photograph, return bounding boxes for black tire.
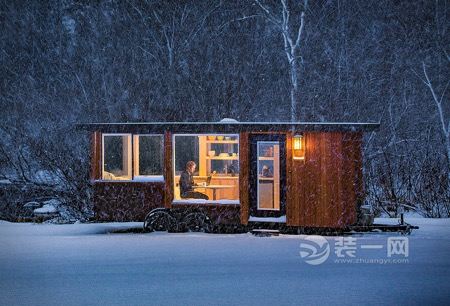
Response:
[143,209,177,232]
[182,212,212,233]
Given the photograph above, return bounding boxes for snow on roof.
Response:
[77,121,380,133]
[219,118,239,123]
[80,121,379,126]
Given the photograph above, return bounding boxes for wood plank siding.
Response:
[286,132,363,228]
[90,131,102,180]
[239,132,250,225]
[164,131,174,208]
[89,127,366,227]
[93,182,165,221]
[90,130,166,221]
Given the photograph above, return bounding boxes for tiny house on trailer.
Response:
[82,120,379,231]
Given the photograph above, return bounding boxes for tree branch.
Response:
[294,11,305,48]
[75,73,89,106]
[422,62,448,137]
[254,0,281,26]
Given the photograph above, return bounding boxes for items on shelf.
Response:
[206,135,237,142]
[203,135,239,176]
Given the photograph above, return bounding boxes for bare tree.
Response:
[2,0,449,220]
[255,0,307,122]
[421,62,450,178]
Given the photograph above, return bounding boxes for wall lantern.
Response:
[293,133,305,160]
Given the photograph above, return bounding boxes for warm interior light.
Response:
[293,134,305,160]
[293,135,302,150]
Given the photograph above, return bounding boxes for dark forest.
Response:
[1,0,449,220]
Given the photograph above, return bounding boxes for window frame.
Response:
[172,133,240,204]
[100,133,164,182]
[132,134,164,182]
[256,141,280,211]
[101,133,133,181]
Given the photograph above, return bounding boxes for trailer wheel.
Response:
[143,209,176,232]
[182,212,212,233]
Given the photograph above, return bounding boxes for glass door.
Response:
[257,142,280,210]
[249,134,286,218]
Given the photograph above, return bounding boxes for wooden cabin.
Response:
[82,120,379,229]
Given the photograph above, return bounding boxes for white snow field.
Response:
[0,218,449,306]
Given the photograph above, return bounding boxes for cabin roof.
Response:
[77,121,380,133]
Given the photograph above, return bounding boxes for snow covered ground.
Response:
[0,218,449,306]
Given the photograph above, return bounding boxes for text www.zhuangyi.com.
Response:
[334,258,409,264]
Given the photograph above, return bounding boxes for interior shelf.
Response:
[258,157,274,161]
[206,140,238,144]
[206,156,238,160]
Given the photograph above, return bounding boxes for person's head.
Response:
[186,161,196,173]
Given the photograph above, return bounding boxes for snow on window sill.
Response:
[93,176,164,183]
[248,215,286,223]
[132,176,164,182]
[172,199,240,205]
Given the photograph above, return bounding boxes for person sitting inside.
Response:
[179,161,209,200]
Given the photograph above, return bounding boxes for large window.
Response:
[101,134,163,181]
[102,134,132,180]
[133,135,163,180]
[174,136,199,176]
[173,134,239,202]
